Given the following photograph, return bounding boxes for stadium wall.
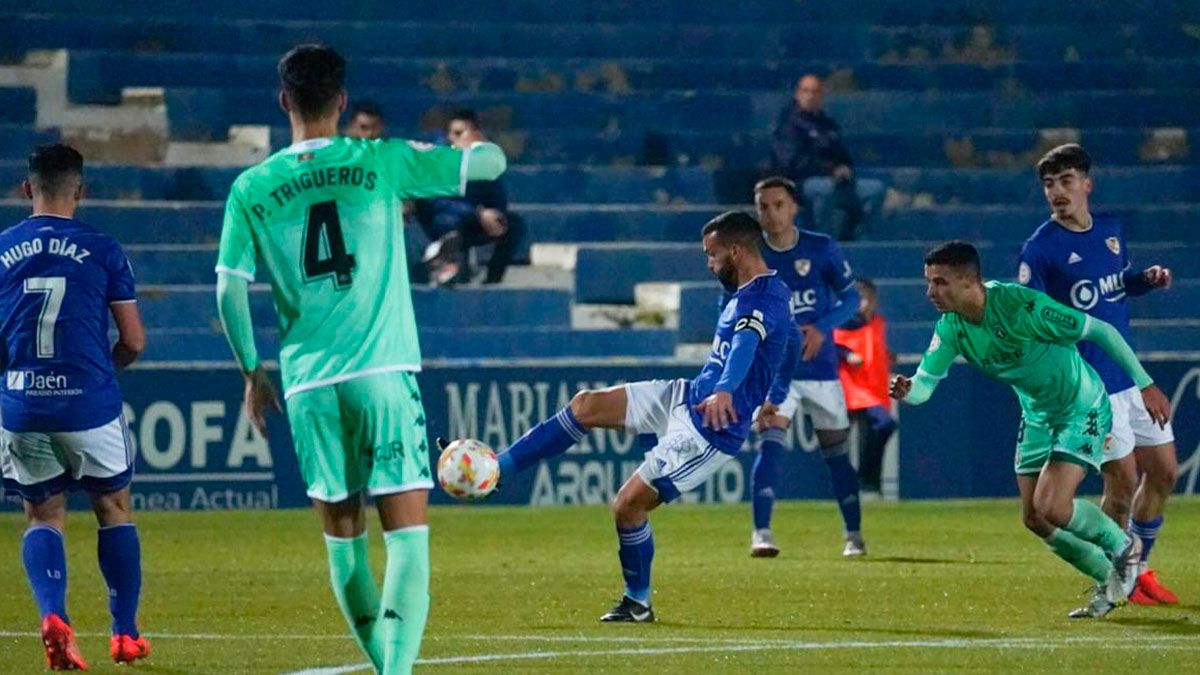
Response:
[3,358,1197,511]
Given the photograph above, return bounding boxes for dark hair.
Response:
[1036,143,1091,179]
[277,44,346,121]
[753,176,799,203]
[448,108,480,129]
[349,99,384,121]
[702,211,762,251]
[28,143,83,196]
[924,240,981,277]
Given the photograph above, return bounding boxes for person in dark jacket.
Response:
[770,75,883,241]
[414,109,524,285]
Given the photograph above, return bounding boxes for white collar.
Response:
[283,138,335,154]
[737,270,778,291]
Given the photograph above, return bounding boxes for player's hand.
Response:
[1144,265,1173,290]
[477,208,508,237]
[1140,383,1171,429]
[755,400,781,429]
[243,366,282,438]
[800,325,825,360]
[694,391,737,431]
[889,374,912,400]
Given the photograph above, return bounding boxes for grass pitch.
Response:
[2,498,1199,673]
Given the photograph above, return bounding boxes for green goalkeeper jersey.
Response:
[915,281,1108,423]
[216,136,467,398]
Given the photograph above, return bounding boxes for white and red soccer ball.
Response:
[436,439,499,500]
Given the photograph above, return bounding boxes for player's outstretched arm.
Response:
[463,141,507,182]
[109,302,146,370]
[895,326,958,405]
[1080,316,1170,427]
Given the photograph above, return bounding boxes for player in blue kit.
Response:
[0,145,149,669]
[1019,144,1179,609]
[747,177,866,558]
[493,211,796,621]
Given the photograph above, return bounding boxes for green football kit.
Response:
[217,135,504,500]
[906,281,1153,474]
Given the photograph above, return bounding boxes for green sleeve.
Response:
[215,181,257,281]
[905,320,959,405]
[376,139,507,199]
[215,274,259,373]
[1011,286,1088,345]
[1081,317,1154,388]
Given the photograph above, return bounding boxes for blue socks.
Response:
[821,441,862,534]
[23,525,69,622]
[752,428,787,530]
[498,407,587,476]
[1131,515,1163,563]
[98,524,142,637]
[617,521,654,605]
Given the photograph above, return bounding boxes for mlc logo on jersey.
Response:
[1069,273,1126,310]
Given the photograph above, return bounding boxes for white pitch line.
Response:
[281,634,1200,674]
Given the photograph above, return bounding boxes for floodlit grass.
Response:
[2,498,1198,673]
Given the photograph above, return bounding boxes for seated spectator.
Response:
[833,279,897,497]
[411,109,524,285]
[770,74,884,241]
[343,99,386,139]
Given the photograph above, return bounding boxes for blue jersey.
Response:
[1018,214,1149,394]
[0,215,136,432]
[761,229,856,381]
[689,272,793,453]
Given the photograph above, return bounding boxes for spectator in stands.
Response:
[412,109,524,285]
[833,279,896,498]
[343,99,386,139]
[770,74,883,241]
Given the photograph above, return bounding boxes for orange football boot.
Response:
[110,633,152,664]
[41,614,88,671]
[1136,569,1179,605]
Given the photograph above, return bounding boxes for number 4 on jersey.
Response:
[302,200,356,290]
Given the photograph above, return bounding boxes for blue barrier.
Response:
[58,50,1200,104]
[0,87,36,125]
[8,357,1195,511]
[577,242,1200,304]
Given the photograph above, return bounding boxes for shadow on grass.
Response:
[853,555,1011,565]
[649,622,1000,639]
[1106,616,1200,634]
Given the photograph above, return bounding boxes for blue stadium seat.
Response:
[0,88,36,125]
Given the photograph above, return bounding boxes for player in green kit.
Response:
[214,45,506,673]
[890,241,1171,618]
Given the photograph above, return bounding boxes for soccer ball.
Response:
[436,439,500,501]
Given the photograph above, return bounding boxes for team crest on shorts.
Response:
[795,259,811,276]
[1106,237,1121,255]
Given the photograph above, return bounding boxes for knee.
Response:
[610,493,644,528]
[1031,495,1071,529]
[1146,456,1179,494]
[1021,506,1052,536]
[570,390,601,428]
[92,495,133,527]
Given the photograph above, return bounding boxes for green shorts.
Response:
[1014,399,1112,476]
[285,370,433,502]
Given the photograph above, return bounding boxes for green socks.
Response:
[1065,498,1129,556]
[325,533,383,671]
[378,525,431,675]
[1044,528,1112,583]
